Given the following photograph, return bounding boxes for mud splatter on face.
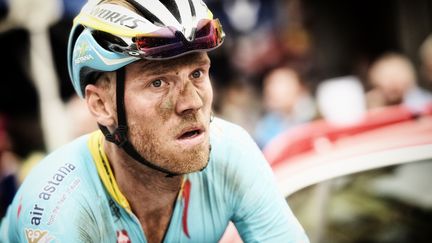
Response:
[128,116,210,174]
[157,93,175,122]
[160,99,174,110]
[123,52,212,174]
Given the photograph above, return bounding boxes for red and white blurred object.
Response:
[269,105,432,197]
[220,103,432,243]
[264,104,432,167]
[316,76,366,126]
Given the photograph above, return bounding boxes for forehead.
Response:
[126,52,210,77]
[371,58,414,78]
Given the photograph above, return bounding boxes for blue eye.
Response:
[192,70,202,79]
[152,79,162,87]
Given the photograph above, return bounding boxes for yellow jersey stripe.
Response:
[88,131,132,212]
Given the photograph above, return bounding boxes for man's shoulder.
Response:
[22,134,94,186]
[210,117,253,145]
[207,117,267,172]
[8,134,100,226]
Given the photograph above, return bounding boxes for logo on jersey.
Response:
[47,177,81,225]
[116,230,131,243]
[17,196,23,219]
[109,199,121,221]
[30,204,45,226]
[39,163,76,201]
[24,228,54,243]
[181,179,192,238]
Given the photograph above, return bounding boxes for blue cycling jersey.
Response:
[0,118,308,242]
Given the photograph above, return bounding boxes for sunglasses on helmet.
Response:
[109,19,224,60]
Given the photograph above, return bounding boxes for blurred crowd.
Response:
[1,0,432,218]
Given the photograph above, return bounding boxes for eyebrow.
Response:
[139,54,211,76]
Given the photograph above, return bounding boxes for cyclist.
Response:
[0,0,309,242]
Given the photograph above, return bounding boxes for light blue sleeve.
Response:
[1,204,19,243]
[0,137,115,243]
[215,119,309,242]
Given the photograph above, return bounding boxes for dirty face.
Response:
[123,52,213,174]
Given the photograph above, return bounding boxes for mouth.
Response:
[176,125,206,147]
[177,126,204,140]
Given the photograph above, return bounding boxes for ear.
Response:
[85,84,116,127]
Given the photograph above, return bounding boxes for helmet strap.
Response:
[98,67,178,177]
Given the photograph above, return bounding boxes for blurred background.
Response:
[1,0,432,241]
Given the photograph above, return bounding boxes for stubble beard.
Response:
[127,119,211,175]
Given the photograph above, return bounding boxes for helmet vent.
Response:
[159,0,182,23]
[91,30,127,52]
[187,0,196,17]
[126,0,164,26]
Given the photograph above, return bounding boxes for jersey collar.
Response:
[88,131,132,212]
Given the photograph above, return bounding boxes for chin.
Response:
[130,123,211,175]
[179,147,210,173]
[161,143,211,175]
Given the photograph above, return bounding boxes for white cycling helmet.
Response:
[67,0,224,176]
[68,0,225,98]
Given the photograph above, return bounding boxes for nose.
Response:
[175,81,204,116]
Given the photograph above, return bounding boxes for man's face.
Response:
[122,52,213,174]
[369,57,415,105]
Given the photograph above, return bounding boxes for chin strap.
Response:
[98,67,179,177]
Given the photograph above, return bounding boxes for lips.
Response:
[177,125,205,140]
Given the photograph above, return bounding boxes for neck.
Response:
[104,140,183,201]
[102,137,183,243]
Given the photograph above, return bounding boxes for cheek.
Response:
[202,81,214,108]
[125,93,159,123]
[159,96,174,110]
[153,81,213,120]
[157,93,175,121]
[206,85,214,108]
